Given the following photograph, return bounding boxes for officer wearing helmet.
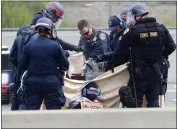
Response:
[103,3,176,107]
[9,16,41,110]
[17,2,82,52]
[19,17,69,110]
[120,8,129,23]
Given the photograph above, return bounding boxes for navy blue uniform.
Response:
[19,35,69,110]
[100,30,126,61]
[106,17,176,107]
[9,27,38,110]
[109,31,124,52]
[16,25,31,37]
[78,29,109,60]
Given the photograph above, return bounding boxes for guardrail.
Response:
[2,108,176,128]
[2,27,176,31]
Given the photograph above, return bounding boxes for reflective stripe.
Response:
[36,23,49,26]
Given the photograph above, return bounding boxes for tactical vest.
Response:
[131,22,166,63]
[14,28,37,82]
[18,28,37,54]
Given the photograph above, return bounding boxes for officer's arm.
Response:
[78,38,84,48]
[9,38,18,66]
[106,44,129,69]
[162,25,176,57]
[18,43,30,70]
[55,44,70,71]
[106,30,132,69]
[56,37,78,51]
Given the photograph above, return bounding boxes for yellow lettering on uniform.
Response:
[140,33,148,38]
[150,32,158,37]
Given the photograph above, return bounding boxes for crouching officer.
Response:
[19,17,69,110]
[104,3,176,107]
[77,19,109,60]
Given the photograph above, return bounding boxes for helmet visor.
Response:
[126,12,136,28]
[54,18,63,29]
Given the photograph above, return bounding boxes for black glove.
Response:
[95,55,104,62]
[74,46,83,52]
[103,52,114,60]
[95,52,114,62]
[64,50,70,58]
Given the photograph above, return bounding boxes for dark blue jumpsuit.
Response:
[106,17,176,107]
[9,28,38,110]
[19,35,69,110]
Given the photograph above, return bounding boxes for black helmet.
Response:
[130,3,149,17]
[45,2,64,22]
[35,17,55,31]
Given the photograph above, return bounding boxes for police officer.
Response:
[77,19,109,60]
[9,16,40,110]
[104,3,176,107]
[17,2,82,52]
[96,16,127,62]
[108,16,126,51]
[120,8,129,23]
[19,17,69,110]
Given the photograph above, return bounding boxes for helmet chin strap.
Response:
[134,15,143,21]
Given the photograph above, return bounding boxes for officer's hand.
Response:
[75,46,83,52]
[95,55,104,62]
[65,50,70,58]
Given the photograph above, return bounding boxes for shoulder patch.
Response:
[99,33,106,40]
[123,28,129,35]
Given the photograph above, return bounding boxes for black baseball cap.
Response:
[107,15,121,31]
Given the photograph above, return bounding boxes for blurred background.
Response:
[2,1,176,28]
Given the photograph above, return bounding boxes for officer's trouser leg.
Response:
[145,80,159,107]
[44,80,66,110]
[11,93,20,110]
[135,87,147,107]
[26,89,43,110]
[11,82,21,110]
[25,77,43,110]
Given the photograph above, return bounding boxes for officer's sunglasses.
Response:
[81,28,90,36]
